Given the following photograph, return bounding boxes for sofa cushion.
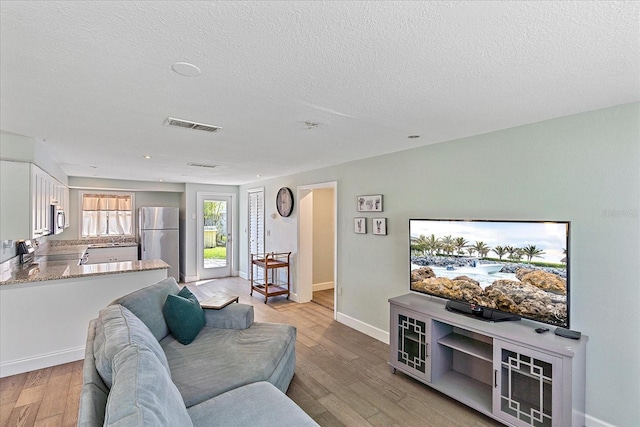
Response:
[94,304,170,388]
[187,382,319,427]
[203,303,254,330]
[161,322,296,407]
[111,277,180,341]
[104,345,193,427]
[77,319,109,427]
[163,286,206,345]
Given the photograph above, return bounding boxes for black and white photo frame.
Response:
[354,217,367,234]
[357,194,382,212]
[372,218,387,235]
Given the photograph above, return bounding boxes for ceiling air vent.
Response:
[188,162,218,169]
[164,117,221,133]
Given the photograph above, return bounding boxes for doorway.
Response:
[298,182,337,316]
[197,193,233,280]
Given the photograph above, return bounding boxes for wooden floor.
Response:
[312,288,335,310]
[1,277,503,427]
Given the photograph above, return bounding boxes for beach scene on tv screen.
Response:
[410,220,568,327]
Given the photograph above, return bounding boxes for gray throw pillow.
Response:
[111,277,180,341]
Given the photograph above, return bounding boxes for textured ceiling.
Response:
[1,1,639,185]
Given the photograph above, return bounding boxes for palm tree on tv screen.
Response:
[493,245,508,260]
[522,244,546,263]
[454,237,469,255]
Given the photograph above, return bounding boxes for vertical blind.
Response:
[81,194,133,237]
[249,190,265,280]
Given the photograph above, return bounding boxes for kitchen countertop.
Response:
[0,242,169,285]
[0,259,169,285]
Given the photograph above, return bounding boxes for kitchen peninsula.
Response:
[0,241,170,377]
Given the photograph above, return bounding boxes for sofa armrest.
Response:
[203,303,254,329]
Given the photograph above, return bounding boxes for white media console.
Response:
[389,293,588,427]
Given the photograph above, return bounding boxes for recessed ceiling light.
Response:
[89,165,98,169]
[143,155,152,159]
[171,62,201,77]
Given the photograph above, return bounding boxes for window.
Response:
[80,192,134,237]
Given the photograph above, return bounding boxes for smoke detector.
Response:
[164,117,221,133]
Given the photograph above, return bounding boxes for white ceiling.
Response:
[1,1,639,185]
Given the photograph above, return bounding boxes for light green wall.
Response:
[0,161,31,262]
[239,103,640,427]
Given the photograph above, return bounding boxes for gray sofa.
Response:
[77,277,318,426]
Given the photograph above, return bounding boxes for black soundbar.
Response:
[555,327,582,340]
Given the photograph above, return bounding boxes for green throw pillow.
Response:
[163,286,205,345]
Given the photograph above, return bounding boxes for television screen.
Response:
[410,219,570,328]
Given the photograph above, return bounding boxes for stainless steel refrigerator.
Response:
[139,207,179,281]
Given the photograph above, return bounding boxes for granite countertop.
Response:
[0,259,170,285]
[0,242,169,285]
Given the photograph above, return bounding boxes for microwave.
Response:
[50,204,66,235]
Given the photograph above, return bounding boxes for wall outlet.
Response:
[338,286,343,296]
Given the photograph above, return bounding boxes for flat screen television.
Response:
[410,219,570,328]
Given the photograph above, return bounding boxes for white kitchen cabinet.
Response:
[30,165,48,238]
[389,294,587,426]
[29,163,69,238]
[81,246,138,264]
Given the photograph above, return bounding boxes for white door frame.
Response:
[297,181,337,318]
[196,192,235,280]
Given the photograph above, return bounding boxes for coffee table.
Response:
[199,293,239,309]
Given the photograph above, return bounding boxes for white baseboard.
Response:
[312,281,334,292]
[182,274,198,284]
[0,347,84,378]
[288,292,300,302]
[585,414,618,427]
[238,271,248,280]
[336,311,389,344]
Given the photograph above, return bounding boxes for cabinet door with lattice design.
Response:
[390,306,431,382]
[493,340,562,427]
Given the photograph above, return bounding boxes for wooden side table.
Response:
[250,252,291,303]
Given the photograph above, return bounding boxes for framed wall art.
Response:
[357,194,382,212]
[354,217,367,234]
[372,218,387,235]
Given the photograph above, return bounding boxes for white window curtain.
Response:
[82,194,133,237]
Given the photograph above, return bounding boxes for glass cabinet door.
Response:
[493,340,561,427]
[392,307,431,381]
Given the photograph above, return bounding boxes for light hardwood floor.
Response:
[1,277,503,427]
[312,288,335,310]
